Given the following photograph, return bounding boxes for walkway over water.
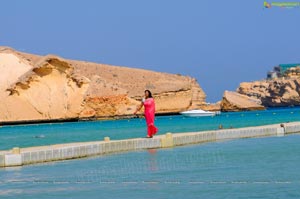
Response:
[1,121,300,167]
[1,107,300,151]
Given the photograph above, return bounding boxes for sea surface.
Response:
[0,134,300,198]
[0,107,300,150]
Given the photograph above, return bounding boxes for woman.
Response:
[134,90,158,138]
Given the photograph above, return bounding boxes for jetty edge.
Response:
[1,122,299,168]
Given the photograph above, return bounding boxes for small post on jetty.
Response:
[161,132,174,148]
[12,147,20,154]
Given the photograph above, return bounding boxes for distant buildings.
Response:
[267,64,300,79]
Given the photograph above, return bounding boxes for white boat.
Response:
[179,109,218,117]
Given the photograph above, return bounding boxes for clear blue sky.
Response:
[1,0,300,102]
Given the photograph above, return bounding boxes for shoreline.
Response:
[0,112,181,127]
[1,106,300,126]
[1,122,300,168]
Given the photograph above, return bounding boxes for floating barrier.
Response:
[0,122,299,168]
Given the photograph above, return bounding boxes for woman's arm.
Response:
[134,102,143,115]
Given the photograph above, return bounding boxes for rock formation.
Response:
[237,78,300,107]
[0,47,206,123]
[220,63,300,110]
[198,102,221,112]
[220,91,265,112]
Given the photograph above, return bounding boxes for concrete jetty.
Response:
[1,122,300,167]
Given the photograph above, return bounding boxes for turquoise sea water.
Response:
[0,107,300,150]
[1,134,300,199]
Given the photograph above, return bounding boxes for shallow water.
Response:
[0,107,300,150]
[1,134,300,199]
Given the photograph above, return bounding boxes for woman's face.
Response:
[145,91,149,98]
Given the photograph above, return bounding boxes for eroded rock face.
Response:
[237,79,300,107]
[0,47,206,123]
[220,91,265,112]
[0,52,90,122]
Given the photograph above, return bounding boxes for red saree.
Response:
[143,98,158,137]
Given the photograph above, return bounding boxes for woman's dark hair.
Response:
[144,90,153,98]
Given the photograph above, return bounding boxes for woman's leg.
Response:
[147,124,158,137]
[145,111,158,137]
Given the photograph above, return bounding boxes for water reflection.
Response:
[147,149,157,171]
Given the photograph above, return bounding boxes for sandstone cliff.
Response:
[237,78,300,107]
[0,47,206,123]
[220,91,265,112]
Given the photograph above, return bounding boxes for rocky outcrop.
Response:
[220,91,265,112]
[237,78,300,107]
[0,47,206,123]
[0,53,90,122]
[197,102,221,112]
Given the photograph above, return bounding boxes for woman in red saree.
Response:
[134,90,158,138]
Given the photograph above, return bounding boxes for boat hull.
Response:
[179,109,218,117]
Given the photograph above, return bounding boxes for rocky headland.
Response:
[221,64,300,111]
[0,47,206,124]
[237,78,300,107]
[1,47,298,123]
